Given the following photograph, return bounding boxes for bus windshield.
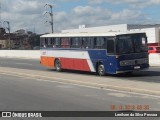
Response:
[116,34,148,54]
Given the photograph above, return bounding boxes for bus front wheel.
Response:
[97,64,105,76]
[55,59,62,72]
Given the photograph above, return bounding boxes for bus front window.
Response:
[116,36,134,54]
[116,34,148,54]
[133,35,148,52]
[141,37,148,52]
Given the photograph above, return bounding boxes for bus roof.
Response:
[40,31,145,38]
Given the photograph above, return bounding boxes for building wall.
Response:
[0,39,9,49]
[62,24,128,33]
[0,39,16,49]
[62,24,160,44]
[130,27,160,44]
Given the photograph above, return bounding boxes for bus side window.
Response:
[94,37,105,49]
[81,37,89,49]
[55,38,61,48]
[89,37,94,49]
[48,38,52,48]
[86,37,92,49]
[40,37,45,48]
[43,38,48,48]
[61,37,70,48]
[71,37,80,48]
[107,38,115,54]
[51,38,55,48]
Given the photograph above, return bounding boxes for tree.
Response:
[28,34,40,49]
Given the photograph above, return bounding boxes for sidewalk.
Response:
[0,67,160,96]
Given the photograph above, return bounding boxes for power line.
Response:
[0,2,2,27]
[44,4,54,33]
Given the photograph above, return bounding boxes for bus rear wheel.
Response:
[55,59,62,72]
[97,64,105,76]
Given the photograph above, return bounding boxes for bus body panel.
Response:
[40,49,96,72]
[60,58,90,71]
[40,32,149,75]
[104,56,117,74]
[41,56,55,68]
[40,49,149,74]
[87,50,117,74]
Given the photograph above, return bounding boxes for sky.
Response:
[0,0,160,34]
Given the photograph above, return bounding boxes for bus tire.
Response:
[55,59,62,72]
[97,64,105,76]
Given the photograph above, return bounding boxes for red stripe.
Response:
[60,58,90,71]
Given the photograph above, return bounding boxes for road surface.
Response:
[0,57,160,120]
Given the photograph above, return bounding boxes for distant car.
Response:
[148,46,160,53]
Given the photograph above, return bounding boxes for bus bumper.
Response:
[116,64,149,74]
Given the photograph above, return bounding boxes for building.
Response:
[0,28,5,34]
[0,33,14,49]
[14,29,26,35]
[0,29,29,49]
[0,39,9,49]
[62,24,160,45]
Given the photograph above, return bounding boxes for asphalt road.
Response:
[0,57,160,120]
[0,73,160,120]
[1,73,159,111]
[0,57,160,83]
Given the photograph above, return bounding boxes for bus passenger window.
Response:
[48,38,52,48]
[51,38,55,48]
[71,37,80,48]
[107,39,115,54]
[42,38,48,48]
[55,38,61,48]
[61,38,70,48]
[94,37,105,49]
[81,38,87,48]
[40,38,45,48]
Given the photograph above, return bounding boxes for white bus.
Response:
[40,32,149,76]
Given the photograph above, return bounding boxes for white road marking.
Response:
[0,62,32,66]
[0,72,160,99]
[14,63,33,65]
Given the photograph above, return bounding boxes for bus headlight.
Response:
[120,61,125,66]
[120,60,135,66]
[120,61,129,66]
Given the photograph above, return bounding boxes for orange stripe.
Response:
[41,56,55,68]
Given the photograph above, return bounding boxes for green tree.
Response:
[28,34,40,49]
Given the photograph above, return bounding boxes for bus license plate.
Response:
[134,66,140,69]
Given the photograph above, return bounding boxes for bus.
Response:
[40,32,149,76]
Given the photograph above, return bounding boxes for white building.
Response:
[62,24,160,45]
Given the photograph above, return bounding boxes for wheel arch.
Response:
[54,58,60,66]
[95,61,103,72]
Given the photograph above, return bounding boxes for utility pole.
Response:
[44,4,54,33]
[0,2,2,27]
[4,21,11,49]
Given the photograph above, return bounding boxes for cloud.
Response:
[55,6,147,31]
[88,0,160,8]
[1,0,49,33]
[0,0,157,34]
